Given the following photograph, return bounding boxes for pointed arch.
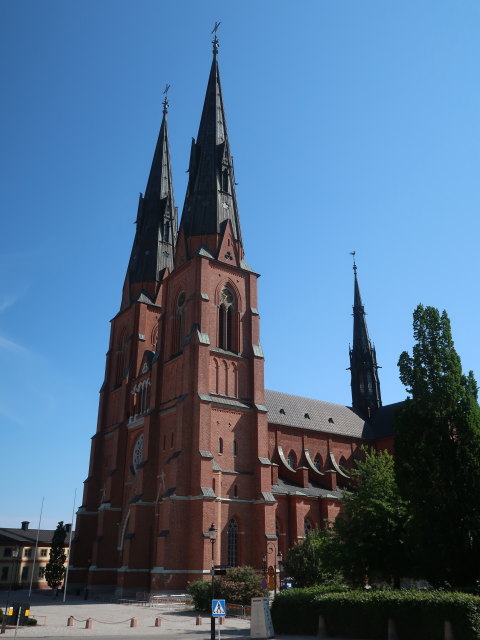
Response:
[217,286,240,352]
[227,518,238,567]
[314,453,323,471]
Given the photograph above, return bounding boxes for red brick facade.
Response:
[70,44,394,596]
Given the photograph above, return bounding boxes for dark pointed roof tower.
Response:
[349,259,382,419]
[178,31,243,261]
[122,91,178,308]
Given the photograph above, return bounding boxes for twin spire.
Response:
[125,31,242,307]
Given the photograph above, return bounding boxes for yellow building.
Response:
[0,521,71,591]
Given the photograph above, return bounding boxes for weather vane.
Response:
[350,251,357,272]
[212,21,221,54]
[162,84,171,114]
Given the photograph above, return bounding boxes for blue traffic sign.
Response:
[212,599,226,617]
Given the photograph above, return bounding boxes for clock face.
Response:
[132,434,144,471]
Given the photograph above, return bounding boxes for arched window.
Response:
[287,450,296,469]
[171,292,186,355]
[314,454,323,471]
[218,287,236,351]
[339,456,348,468]
[218,437,224,454]
[304,518,313,535]
[227,518,238,567]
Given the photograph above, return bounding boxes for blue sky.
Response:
[1,0,480,528]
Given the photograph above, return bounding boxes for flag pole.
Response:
[62,489,76,603]
[28,497,44,598]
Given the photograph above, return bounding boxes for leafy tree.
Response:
[282,529,341,588]
[332,448,409,587]
[45,521,67,594]
[394,304,480,588]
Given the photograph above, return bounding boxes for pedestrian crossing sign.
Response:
[212,599,226,617]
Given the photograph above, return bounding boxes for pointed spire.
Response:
[127,86,177,290]
[349,258,382,419]
[179,31,242,254]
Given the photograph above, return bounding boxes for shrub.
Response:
[26,617,38,626]
[217,566,265,605]
[187,579,217,611]
[271,589,480,639]
[188,566,266,611]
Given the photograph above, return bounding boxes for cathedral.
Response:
[71,36,398,595]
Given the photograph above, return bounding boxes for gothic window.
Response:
[227,518,238,567]
[132,434,144,472]
[218,287,236,351]
[287,450,296,469]
[222,167,229,193]
[339,456,347,468]
[304,518,313,534]
[218,437,224,454]
[314,454,323,471]
[171,292,186,355]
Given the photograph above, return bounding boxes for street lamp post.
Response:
[1,546,20,635]
[208,523,217,640]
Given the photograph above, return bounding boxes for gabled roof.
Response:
[0,528,68,546]
[265,389,400,440]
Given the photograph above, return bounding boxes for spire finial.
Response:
[162,84,171,115]
[211,21,221,55]
[350,250,357,274]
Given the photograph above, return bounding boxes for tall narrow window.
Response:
[218,437,224,454]
[287,450,296,469]
[304,518,313,534]
[172,292,186,355]
[233,440,237,456]
[314,454,323,471]
[227,518,238,567]
[115,331,128,387]
[218,287,235,351]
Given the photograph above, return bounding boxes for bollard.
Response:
[388,618,398,640]
[318,615,327,639]
[155,617,162,627]
[196,616,202,625]
[130,618,138,628]
[67,616,74,627]
[85,618,93,629]
[445,620,455,640]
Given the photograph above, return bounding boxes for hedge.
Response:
[271,589,480,640]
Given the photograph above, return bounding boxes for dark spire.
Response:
[128,87,177,287]
[179,32,242,250]
[349,259,382,419]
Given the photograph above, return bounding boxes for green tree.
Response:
[332,448,409,587]
[394,304,480,588]
[282,529,341,588]
[45,521,67,594]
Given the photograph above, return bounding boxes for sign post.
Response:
[212,600,226,640]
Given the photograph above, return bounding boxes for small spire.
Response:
[349,260,382,419]
[212,21,221,55]
[162,84,170,115]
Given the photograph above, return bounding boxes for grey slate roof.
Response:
[272,477,343,500]
[265,389,401,440]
